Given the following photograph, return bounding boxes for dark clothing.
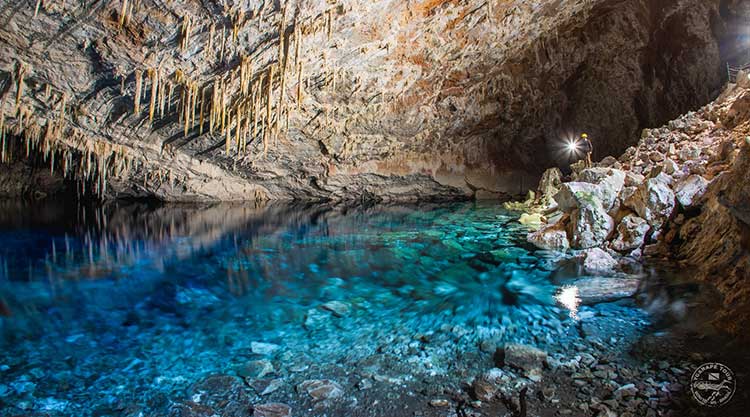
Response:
[579,138,593,154]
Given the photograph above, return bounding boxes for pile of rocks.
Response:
[522,84,747,266]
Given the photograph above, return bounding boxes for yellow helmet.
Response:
[581,133,588,138]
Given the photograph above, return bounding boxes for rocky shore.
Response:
[513,80,750,338]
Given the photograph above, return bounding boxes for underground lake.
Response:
[0,200,747,417]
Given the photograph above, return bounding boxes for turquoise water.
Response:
[0,201,727,416]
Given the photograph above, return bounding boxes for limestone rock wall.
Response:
[0,0,739,201]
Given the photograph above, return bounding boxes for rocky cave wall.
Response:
[0,0,741,201]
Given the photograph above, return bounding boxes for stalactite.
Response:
[297,62,303,110]
[166,82,173,113]
[15,61,27,113]
[220,28,227,63]
[119,0,128,28]
[294,17,301,68]
[264,66,274,155]
[235,106,242,153]
[207,23,215,60]
[233,10,244,43]
[243,102,251,152]
[58,93,67,134]
[225,107,232,154]
[221,83,227,132]
[133,69,143,114]
[199,86,206,135]
[125,0,133,26]
[210,79,219,135]
[253,76,262,147]
[326,9,333,41]
[191,82,198,130]
[158,80,166,117]
[148,68,159,122]
[180,15,192,52]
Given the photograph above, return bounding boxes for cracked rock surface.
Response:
[0,0,742,201]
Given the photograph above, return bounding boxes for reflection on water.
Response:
[0,200,719,416]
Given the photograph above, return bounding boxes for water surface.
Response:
[0,201,729,416]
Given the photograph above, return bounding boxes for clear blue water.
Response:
[0,201,727,416]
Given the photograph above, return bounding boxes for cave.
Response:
[1,0,749,416]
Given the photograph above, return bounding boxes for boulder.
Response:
[503,343,547,378]
[624,172,645,187]
[536,167,563,207]
[554,182,601,212]
[570,277,641,304]
[611,215,650,252]
[582,248,617,273]
[598,156,619,168]
[569,200,615,249]
[577,168,626,211]
[518,212,545,226]
[624,177,675,229]
[674,175,709,208]
[527,221,569,251]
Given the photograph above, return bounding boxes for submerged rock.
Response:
[253,403,292,417]
[297,379,344,401]
[320,301,351,317]
[472,368,512,402]
[236,360,274,379]
[503,343,547,376]
[251,342,281,356]
[570,277,641,304]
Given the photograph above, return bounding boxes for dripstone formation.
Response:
[0,0,740,201]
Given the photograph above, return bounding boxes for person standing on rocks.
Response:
[580,133,593,168]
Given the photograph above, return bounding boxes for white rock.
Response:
[518,212,545,226]
[611,215,650,252]
[527,222,569,251]
[624,177,675,229]
[582,248,617,273]
[570,202,615,249]
[570,277,641,304]
[577,168,626,211]
[674,175,709,207]
[504,343,547,374]
[251,342,281,356]
[554,182,600,212]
